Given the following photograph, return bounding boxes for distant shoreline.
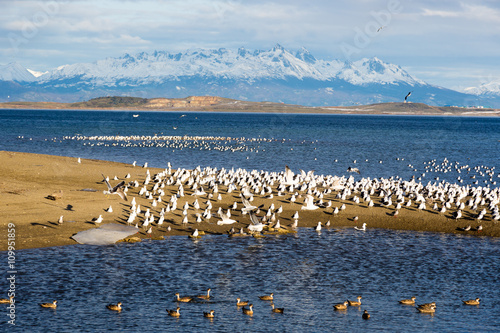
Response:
[0,96,498,116]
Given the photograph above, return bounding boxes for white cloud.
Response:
[421,2,500,22]
[421,8,460,17]
[69,34,151,45]
[0,0,499,89]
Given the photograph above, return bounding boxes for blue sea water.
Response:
[1,109,499,332]
[0,109,499,185]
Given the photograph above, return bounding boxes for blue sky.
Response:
[1,0,499,90]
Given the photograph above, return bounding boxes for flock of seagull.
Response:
[84,160,500,241]
[64,134,271,154]
[23,132,499,187]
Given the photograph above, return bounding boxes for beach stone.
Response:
[46,190,63,200]
[121,236,142,243]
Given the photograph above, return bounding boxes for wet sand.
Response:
[1,151,498,251]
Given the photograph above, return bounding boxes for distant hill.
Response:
[0,96,497,116]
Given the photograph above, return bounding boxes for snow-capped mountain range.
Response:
[463,81,500,96]
[36,44,423,86]
[1,44,498,107]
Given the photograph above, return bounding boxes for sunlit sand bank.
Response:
[1,151,498,251]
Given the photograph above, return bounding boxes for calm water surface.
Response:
[6,229,500,332]
[0,110,499,185]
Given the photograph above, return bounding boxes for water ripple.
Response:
[6,229,499,332]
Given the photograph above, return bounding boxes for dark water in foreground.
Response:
[6,229,500,332]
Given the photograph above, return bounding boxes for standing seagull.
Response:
[404,91,413,103]
[102,174,127,201]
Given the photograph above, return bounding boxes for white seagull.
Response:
[94,215,103,225]
[102,174,127,201]
[217,210,237,225]
[240,194,260,213]
[301,194,319,210]
[282,165,299,186]
[315,222,322,232]
[248,211,265,232]
[347,167,360,174]
[354,223,367,231]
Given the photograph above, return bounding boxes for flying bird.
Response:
[102,174,127,201]
[404,91,413,103]
[248,211,265,232]
[347,167,360,174]
[217,210,237,225]
[301,194,320,210]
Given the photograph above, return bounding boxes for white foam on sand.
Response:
[72,224,138,245]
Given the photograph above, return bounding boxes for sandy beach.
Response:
[1,150,498,251]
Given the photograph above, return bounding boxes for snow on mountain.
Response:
[27,68,48,78]
[463,81,500,96]
[3,44,488,107]
[36,44,423,87]
[0,62,36,82]
[337,57,425,85]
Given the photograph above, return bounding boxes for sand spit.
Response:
[1,151,498,251]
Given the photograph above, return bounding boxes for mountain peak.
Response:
[295,47,316,64]
[361,57,387,74]
[272,43,285,51]
[464,80,500,96]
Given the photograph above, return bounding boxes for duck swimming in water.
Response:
[197,288,212,300]
[0,296,13,304]
[203,310,215,318]
[167,307,181,317]
[362,310,370,319]
[106,302,122,311]
[462,298,480,305]
[175,293,192,303]
[399,296,416,305]
[348,296,362,306]
[242,304,253,315]
[416,304,436,313]
[39,300,57,308]
[334,301,348,311]
[259,293,274,301]
[236,298,249,307]
[271,303,284,313]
